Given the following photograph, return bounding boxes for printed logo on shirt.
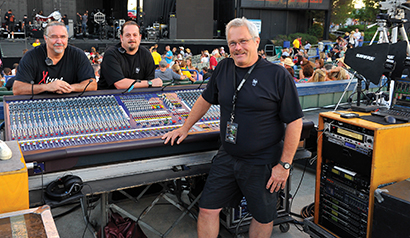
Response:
[135,67,140,74]
[252,78,258,86]
[40,71,64,84]
[45,77,64,84]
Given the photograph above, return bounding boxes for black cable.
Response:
[53,204,82,219]
[287,158,309,233]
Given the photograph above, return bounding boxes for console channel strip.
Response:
[6,89,220,153]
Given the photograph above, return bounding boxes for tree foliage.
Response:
[351,0,380,23]
[332,0,355,24]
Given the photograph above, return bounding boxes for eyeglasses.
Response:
[46,35,68,40]
[228,38,254,48]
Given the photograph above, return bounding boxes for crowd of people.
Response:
[276,39,349,84]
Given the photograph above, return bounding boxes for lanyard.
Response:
[230,63,256,123]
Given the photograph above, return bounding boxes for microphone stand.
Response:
[77,79,93,97]
[350,73,378,112]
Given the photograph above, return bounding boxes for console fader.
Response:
[3,86,221,172]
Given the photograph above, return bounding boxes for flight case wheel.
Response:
[279,222,290,233]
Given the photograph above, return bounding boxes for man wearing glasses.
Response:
[13,21,96,95]
[98,20,162,90]
[162,17,303,237]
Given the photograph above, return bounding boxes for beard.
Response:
[127,41,137,52]
[53,43,65,54]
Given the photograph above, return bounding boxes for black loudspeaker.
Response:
[45,175,83,201]
[372,179,410,238]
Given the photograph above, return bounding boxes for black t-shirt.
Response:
[202,57,303,164]
[23,18,30,27]
[98,44,155,89]
[62,17,68,25]
[4,12,14,23]
[14,44,94,85]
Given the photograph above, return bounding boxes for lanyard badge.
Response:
[225,63,256,144]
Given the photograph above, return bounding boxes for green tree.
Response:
[332,0,355,24]
[351,0,379,23]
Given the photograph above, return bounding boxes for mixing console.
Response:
[3,87,220,171]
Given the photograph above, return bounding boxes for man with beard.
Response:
[162,17,303,237]
[13,21,96,95]
[98,21,162,89]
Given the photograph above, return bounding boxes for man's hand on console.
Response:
[152,78,163,87]
[162,127,189,146]
[49,80,73,94]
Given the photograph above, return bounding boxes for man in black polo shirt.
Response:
[162,17,303,237]
[98,20,162,90]
[13,21,96,95]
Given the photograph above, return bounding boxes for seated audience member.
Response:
[13,22,96,95]
[3,67,13,83]
[184,48,192,58]
[180,60,196,82]
[202,67,212,80]
[294,55,304,66]
[315,58,324,70]
[219,47,225,57]
[286,67,297,81]
[283,58,295,69]
[92,64,101,82]
[186,58,195,70]
[201,51,210,64]
[192,67,203,81]
[298,63,314,83]
[172,64,183,76]
[308,69,327,83]
[0,74,4,87]
[32,39,41,47]
[209,51,218,70]
[327,66,349,81]
[11,63,18,75]
[98,21,162,89]
[155,60,186,82]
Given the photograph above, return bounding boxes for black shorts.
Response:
[199,149,279,223]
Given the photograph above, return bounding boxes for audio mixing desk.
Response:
[3,85,314,207]
[3,85,221,174]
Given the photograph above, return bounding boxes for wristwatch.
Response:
[147,80,152,88]
[279,161,292,170]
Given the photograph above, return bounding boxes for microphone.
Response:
[197,77,209,89]
[30,81,35,100]
[122,79,140,94]
[161,82,173,91]
[78,79,93,97]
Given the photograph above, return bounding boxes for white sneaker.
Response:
[11,36,14,39]
[7,35,10,39]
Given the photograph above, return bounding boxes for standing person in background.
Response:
[353,28,361,47]
[151,47,162,67]
[22,15,31,38]
[164,45,173,68]
[77,11,88,35]
[358,32,364,47]
[292,36,301,55]
[4,9,15,39]
[304,41,311,54]
[162,17,303,238]
[62,14,69,34]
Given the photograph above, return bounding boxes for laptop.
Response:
[372,77,410,122]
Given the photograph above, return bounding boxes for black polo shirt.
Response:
[202,57,303,164]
